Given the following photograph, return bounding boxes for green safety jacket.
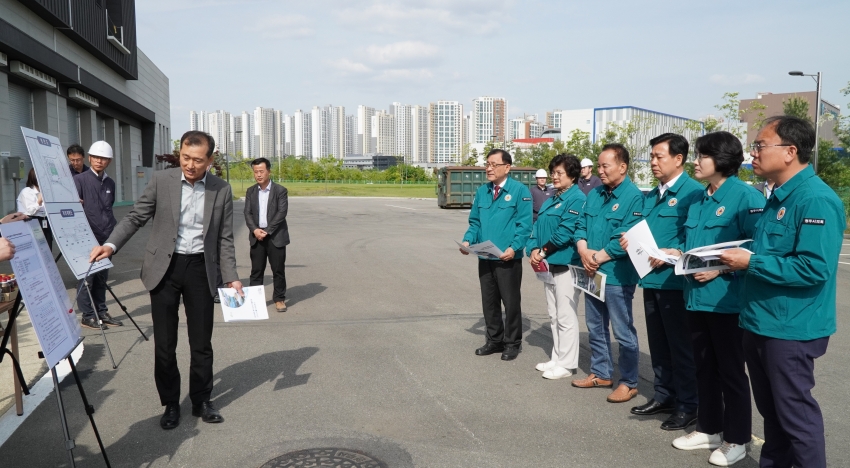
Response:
[575,176,643,286]
[639,172,704,290]
[740,166,845,340]
[464,176,533,260]
[526,184,586,267]
[683,176,764,313]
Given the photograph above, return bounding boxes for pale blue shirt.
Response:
[175,173,206,254]
[258,182,271,229]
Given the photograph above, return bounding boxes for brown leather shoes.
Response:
[607,383,638,403]
[571,373,613,388]
[275,301,287,312]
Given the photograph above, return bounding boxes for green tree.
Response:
[782,96,812,123]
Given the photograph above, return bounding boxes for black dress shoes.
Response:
[660,411,698,431]
[501,346,521,361]
[160,402,180,430]
[99,313,123,326]
[630,399,676,416]
[192,401,224,423]
[475,342,505,356]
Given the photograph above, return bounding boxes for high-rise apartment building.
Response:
[357,105,376,154]
[410,105,429,163]
[429,101,463,164]
[462,112,472,146]
[472,96,508,143]
[545,110,562,129]
[294,109,311,158]
[283,114,295,156]
[190,111,202,132]
[345,115,357,157]
[389,102,412,162]
[509,115,543,141]
[254,107,276,159]
[330,106,345,159]
[311,106,331,159]
[207,110,231,154]
[230,114,243,158]
[274,110,284,158]
[372,111,396,156]
[240,111,255,159]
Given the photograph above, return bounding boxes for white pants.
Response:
[544,268,581,369]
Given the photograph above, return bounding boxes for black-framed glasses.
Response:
[484,163,509,169]
[749,143,793,153]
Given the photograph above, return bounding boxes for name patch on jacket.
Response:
[632,212,642,216]
[522,197,531,201]
[569,209,579,215]
[749,208,763,214]
[803,218,825,225]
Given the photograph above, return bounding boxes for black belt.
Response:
[174,252,204,259]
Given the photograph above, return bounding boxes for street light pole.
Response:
[788,70,822,172]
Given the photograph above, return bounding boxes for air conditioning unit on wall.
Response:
[10,61,56,89]
[68,88,100,108]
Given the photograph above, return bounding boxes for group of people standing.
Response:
[460,115,842,468]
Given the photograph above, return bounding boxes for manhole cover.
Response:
[260,448,388,468]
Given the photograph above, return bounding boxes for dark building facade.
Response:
[0,0,170,212]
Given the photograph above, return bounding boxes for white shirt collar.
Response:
[494,178,508,189]
[90,168,109,179]
[258,181,272,192]
[181,172,207,185]
[658,171,683,196]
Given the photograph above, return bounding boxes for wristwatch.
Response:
[538,249,547,259]
[592,252,598,263]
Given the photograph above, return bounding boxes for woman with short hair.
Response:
[527,154,586,379]
[16,168,53,249]
[671,131,764,466]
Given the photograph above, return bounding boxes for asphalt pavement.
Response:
[0,197,848,467]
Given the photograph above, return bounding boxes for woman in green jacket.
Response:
[672,132,764,466]
[527,154,586,380]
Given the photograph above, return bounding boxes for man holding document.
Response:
[571,143,644,403]
[720,116,844,467]
[90,131,242,430]
[461,149,533,361]
[625,134,703,431]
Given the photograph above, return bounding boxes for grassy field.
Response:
[229,180,438,198]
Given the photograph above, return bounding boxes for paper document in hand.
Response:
[569,266,606,302]
[456,240,504,260]
[532,260,555,284]
[0,220,81,369]
[218,286,269,322]
[674,240,753,275]
[623,220,661,278]
[638,242,679,264]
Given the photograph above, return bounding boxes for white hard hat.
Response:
[535,169,547,178]
[88,141,114,159]
[580,158,593,168]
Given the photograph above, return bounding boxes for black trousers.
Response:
[689,311,751,444]
[743,330,829,468]
[249,239,287,302]
[643,288,698,412]
[149,253,215,406]
[478,259,523,348]
[77,269,109,321]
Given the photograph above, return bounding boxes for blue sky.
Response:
[135,0,850,138]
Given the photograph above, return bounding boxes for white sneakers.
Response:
[542,366,573,380]
[672,431,722,450]
[708,442,746,466]
[673,432,746,466]
[535,361,556,372]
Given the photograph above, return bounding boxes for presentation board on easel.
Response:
[20,126,112,279]
[0,220,81,369]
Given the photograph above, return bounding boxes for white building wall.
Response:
[593,107,703,160]
[429,101,463,164]
[557,109,594,139]
[240,111,254,159]
[294,109,311,158]
[390,102,412,162]
[230,114,242,158]
[410,105,429,163]
[344,114,357,157]
[253,107,275,159]
[357,105,376,154]
[374,111,396,156]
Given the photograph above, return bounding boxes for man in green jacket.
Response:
[721,116,844,468]
[628,134,704,431]
[461,149,533,361]
[571,143,644,403]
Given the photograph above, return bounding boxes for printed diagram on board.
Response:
[45,203,112,278]
[23,132,80,203]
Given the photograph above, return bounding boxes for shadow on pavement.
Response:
[285,283,327,307]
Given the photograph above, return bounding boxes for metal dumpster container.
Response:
[437,166,538,208]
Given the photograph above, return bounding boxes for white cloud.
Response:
[328,58,373,74]
[373,68,435,83]
[255,14,314,39]
[709,73,765,86]
[365,41,439,65]
[334,0,514,35]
